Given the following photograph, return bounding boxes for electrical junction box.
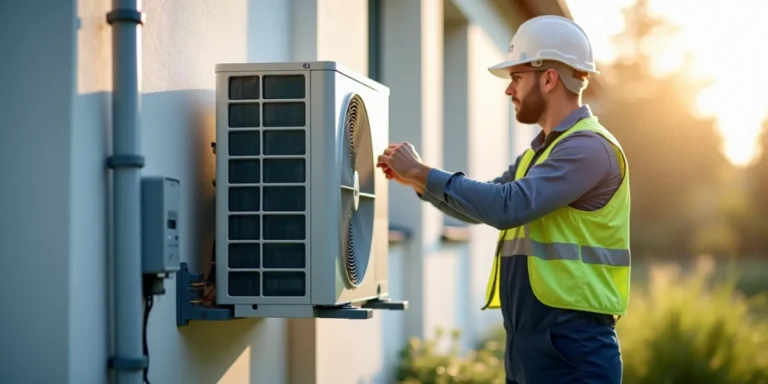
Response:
[141,176,181,274]
[212,61,406,319]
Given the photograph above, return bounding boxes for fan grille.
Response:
[340,94,374,288]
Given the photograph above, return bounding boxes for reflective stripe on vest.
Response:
[499,237,630,266]
[482,116,631,316]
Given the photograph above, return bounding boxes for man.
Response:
[377,15,630,384]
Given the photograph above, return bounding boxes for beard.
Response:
[514,79,545,125]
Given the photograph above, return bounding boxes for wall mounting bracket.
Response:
[178,262,408,322]
[315,304,374,319]
[176,262,235,326]
[361,297,408,311]
[313,297,408,320]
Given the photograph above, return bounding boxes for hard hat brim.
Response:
[487,59,528,79]
[488,58,600,79]
[488,60,600,79]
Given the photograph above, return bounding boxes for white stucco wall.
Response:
[75,1,292,383]
[0,0,532,383]
[442,5,539,348]
[381,0,446,349]
[0,1,76,382]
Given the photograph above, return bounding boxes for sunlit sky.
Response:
[567,0,768,167]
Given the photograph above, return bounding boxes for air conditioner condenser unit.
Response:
[203,61,407,320]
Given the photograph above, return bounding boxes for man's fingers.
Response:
[376,162,395,179]
[383,143,401,153]
[376,155,399,181]
[383,142,408,156]
[383,146,399,156]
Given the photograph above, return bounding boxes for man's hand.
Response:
[376,161,426,194]
[376,142,431,188]
[376,162,406,183]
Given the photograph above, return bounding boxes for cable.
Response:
[142,293,154,384]
[203,239,218,306]
[204,239,216,286]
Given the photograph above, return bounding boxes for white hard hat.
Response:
[488,15,599,79]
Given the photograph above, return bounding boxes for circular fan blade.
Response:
[349,199,374,284]
[341,186,355,230]
[341,152,354,190]
[352,95,375,195]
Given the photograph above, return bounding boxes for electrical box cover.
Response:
[214,61,391,318]
[141,176,181,274]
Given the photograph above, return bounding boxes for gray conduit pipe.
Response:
[106,1,145,383]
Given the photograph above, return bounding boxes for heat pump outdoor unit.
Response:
[213,61,406,319]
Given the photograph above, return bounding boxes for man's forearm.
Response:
[415,187,481,224]
[424,170,529,229]
[407,164,432,190]
[422,133,616,230]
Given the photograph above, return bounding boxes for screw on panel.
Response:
[302,62,310,69]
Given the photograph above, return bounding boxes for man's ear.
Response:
[543,69,559,92]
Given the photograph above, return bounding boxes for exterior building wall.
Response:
[0,0,538,382]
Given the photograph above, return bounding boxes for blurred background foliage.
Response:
[596,0,762,259]
[396,257,768,383]
[396,0,768,382]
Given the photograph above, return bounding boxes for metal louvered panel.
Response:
[223,73,309,300]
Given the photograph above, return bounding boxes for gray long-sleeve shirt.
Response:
[418,105,622,332]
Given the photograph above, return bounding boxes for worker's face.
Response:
[505,66,550,125]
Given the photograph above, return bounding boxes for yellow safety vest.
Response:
[482,116,631,316]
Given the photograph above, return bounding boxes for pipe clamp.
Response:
[107,9,145,25]
[107,154,145,169]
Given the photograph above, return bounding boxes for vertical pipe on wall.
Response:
[106,1,145,383]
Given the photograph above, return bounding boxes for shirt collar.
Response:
[530,104,593,151]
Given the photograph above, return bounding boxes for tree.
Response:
[593,0,729,258]
[743,121,768,256]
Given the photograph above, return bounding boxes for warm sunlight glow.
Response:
[568,0,768,167]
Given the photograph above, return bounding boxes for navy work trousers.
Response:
[505,322,622,384]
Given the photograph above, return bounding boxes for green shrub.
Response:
[395,256,768,384]
[395,328,505,384]
[617,256,768,384]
